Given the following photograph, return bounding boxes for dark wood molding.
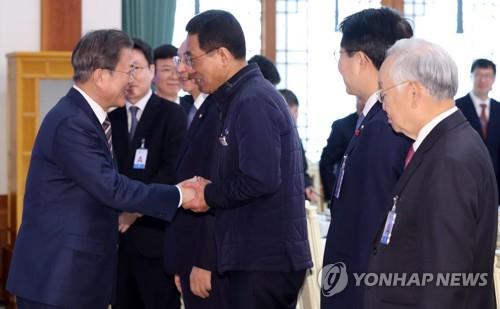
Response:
[41,0,82,51]
[261,0,276,61]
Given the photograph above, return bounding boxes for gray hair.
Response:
[386,38,458,100]
[71,29,133,83]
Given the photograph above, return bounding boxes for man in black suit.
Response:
[365,38,497,309]
[456,59,500,196]
[164,39,229,309]
[319,97,363,202]
[109,38,187,309]
[153,44,181,103]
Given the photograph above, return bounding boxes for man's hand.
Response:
[118,212,142,233]
[181,176,211,213]
[305,186,319,203]
[174,274,182,294]
[190,266,212,299]
[179,177,197,205]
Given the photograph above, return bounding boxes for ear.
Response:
[408,81,422,109]
[358,51,373,69]
[218,47,232,66]
[92,68,106,90]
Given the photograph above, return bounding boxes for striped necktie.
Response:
[102,117,113,157]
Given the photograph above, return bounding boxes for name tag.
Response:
[380,196,399,245]
[133,139,148,169]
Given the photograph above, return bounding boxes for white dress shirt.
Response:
[413,107,458,151]
[125,89,152,131]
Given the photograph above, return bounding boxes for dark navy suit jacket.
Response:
[163,95,220,274]
[109,93,186,257]
[7,88,180,308]
[319,112,358,201]
[321,102,411,309]
[204,64,312,273]
[456,93,500,196]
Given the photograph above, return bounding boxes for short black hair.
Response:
[72,29,133,82]
[340,8,413,69]
[249,55,281,86]
[133,38,153,65]
[471,58,496,75]
[153,44,178,63]
[279,89,299,107]
[186,10,246,60]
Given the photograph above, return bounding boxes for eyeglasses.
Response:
[184,47,220,67]
[105,66,136,79]
[376,81,410,103]
[172,55,184,67]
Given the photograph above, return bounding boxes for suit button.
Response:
[116,244,119,250]
[372,247,377,255]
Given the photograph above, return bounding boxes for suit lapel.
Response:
[393,111,467,194]
[462,94,483,134]
[129,95,159,152]
[486,99,500,145]
[344,102,382,156]
[67,88,112,160]
[110,107,130,163]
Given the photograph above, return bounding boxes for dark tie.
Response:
[129,106,139,141]
[404,146,415,169]
[187,104,197,128]
[102,117,113,157]
[480,103,488,139]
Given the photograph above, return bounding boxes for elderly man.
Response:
[181,10,312,309]
[6,30,197,309]
[365,38,497,309]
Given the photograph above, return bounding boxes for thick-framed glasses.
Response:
[184,47,220,67]
[377,81,410,103]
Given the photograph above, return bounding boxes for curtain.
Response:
[122,0,177,48]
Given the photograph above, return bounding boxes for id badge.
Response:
[334,154,348,199]
[380,196,399,245]
[133,139,148,169]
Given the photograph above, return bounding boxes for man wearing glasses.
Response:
[180,10,313,308]
[7,30,198,309]
[108,38,187,309]
[153,44,181,103]
[456,59,500,198]
[321,8,413,309]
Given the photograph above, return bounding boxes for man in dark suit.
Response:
[108,38,186,309]
[365,38,497,309]
[279,88,319,203]
[153,44,181,103]
[163,39,229,309]
[456,58,500,196]
[319,97,363,202]
[321,8,413,309]
[181,10,313,308]
[6,30,198,309]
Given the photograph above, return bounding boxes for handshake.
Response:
[178,176,211,213]
[118,176,212,234]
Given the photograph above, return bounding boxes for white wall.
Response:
[0,0,121,195]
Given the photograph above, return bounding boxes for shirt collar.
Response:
[193,93,209,110]
[470,91,490,109]
[126,89,152,111]
[361,92,380,117]
[413,106,458,151]
[73,85,108,125]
